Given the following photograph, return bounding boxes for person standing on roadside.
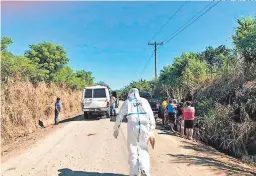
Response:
[110,94,117,116]
[167,99,177,132]
[183,101,195,140]
[161,97,168,126]
[176,102,184,136]
[55,97,61,125]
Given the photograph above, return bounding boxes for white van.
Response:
[82,85,110,119]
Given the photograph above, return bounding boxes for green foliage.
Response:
[45,66,95,90]
[1,51,49,83]
[232,16,256,80]
[24,42,69,80]
[76,70,94,86]
[233,17,256,63]
[119,79,154,98]
[158,52,211,99]
[1,37,96,90]
[194,98,214,117]
[236,30,256,63]
[233,17,256,41]
[1,37,13,51]
[52,66,74,84]
[181,52,209,89]
[199,45,235,68]
[95,81,110,89]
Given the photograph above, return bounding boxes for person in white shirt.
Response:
[113,88,156,176]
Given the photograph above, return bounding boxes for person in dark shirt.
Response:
[55,97,61,125]
[185,90,193,102]
[176,102,184,136]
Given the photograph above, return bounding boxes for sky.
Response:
[2,1,256,90]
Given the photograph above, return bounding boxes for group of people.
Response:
[158,91,195,140]
[51,88,195,176]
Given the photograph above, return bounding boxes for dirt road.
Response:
[1,111,256,176]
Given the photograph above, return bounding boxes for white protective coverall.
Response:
[113,88,156,176]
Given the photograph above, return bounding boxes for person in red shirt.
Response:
[182,101,195,140]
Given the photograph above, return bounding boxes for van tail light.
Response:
[107,102,110,107]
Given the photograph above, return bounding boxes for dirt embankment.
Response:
[1,81,82,145]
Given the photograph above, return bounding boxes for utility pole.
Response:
[148,41,163,79]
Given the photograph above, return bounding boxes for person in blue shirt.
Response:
[167,99,177,132]
[55,97,61,125]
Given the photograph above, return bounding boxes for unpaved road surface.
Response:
[1,110,256,176]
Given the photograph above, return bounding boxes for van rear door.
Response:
[83,88,108,109]
[83,88,93,108]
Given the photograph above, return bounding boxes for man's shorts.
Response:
[185,120,194,129]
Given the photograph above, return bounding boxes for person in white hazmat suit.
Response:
[113,88,156,176]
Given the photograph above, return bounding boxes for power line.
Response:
[163,1,215,43]
[164,1,220,44]
[140,52,155,76]
[149,1,188,42]
[138,1,187,79]
[138,1,220,78]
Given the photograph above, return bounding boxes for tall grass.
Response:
[1,80,82,145]
[195,72,256,164]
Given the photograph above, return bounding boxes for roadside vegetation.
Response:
[119,17,256,164]
[1,38,95,144]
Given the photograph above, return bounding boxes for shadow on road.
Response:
[180,140,221,156]
[155,118,180,137]
[58,168,126,176]
[179,140,256,173]
[58,115,101,124]
[167,153,256,176]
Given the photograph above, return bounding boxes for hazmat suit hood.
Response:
[128,88,140,99]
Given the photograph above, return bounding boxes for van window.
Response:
[93,88,106,98]
[84,89,92,98]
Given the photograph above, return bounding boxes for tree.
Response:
[233,17,256,40]
[233,17,256,64]
[96,81,110,89]
[76,70,94,86]
[24,42,69,80]
[52,67,95,89]
[232,16,256,80]
[119,79,153,99]
[158,52,211,100]
[96,81,111,90]
[52,66,74,84]
[199,45,234,69]
[1,37,13,51]
[1,52,48,83]
[236,30,256,64]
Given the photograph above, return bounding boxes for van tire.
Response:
[84,112,89,120]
